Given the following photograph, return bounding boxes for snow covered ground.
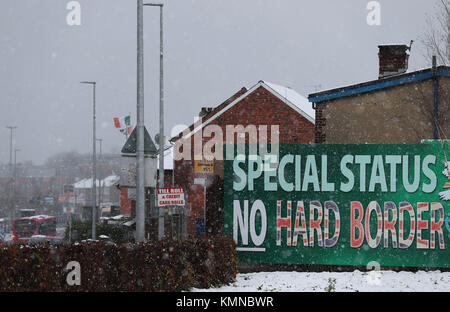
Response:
[192,270,450,292]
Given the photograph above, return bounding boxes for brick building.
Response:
[309,45,450,144]
[171,80,315,236]
[72,175,120,221]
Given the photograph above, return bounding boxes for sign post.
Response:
[156,188,186,238]
[224,141,450,268]
[120,126,157,241]
[157,188,185,206]
[193,156,213,236]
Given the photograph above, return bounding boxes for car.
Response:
[28,235,64,245]
[0,233,13,246]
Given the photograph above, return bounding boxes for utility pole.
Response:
[80,81,97,240]
[144,2,164,240]
[136,0,146,242]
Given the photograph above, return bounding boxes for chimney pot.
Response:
[199,107,213,117]
[378,44,411,79]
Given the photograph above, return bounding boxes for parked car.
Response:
[5,234,13,245]
[0,233,13,246]
[28,235,64,245]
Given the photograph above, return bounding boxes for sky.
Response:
[0,0,441,165]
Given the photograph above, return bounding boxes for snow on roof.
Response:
[111,214,126,220]
[173,80,315,141]
[102,175,120,187]
[74,175,120,189]
[19,215,54,221]
[263,81,315,121]
[73,178,91,189]
[123,220,135,227]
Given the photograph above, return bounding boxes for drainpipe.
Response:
[432,56,439,140]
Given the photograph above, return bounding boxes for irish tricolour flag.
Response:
[113,115,132,135]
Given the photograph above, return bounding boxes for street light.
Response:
[144,2,165,240]
[14,149,20,177]
[80,81,97,240]
[6,126,17,175]
[136,0,146,242]
[6,126,17,229]
[13,148,20,221]
[96,138,104,205]
[96,138,103,157]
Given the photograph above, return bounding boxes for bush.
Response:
[65,220,128,243]
[0,235,236,292]
[65,220,92,242]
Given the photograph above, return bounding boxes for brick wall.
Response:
[313,102,327,144]
[174,85,315,236]
[214,86,314,144]
[119,188,131,215]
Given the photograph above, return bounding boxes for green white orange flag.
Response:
[113,115,131,134]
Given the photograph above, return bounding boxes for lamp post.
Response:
[6,126,17,229]
[96,138,103,157]
[144,2,165,240]
[80,81,97,240]
[14,149,20,178]
[6,126,17,174]
[13,148,20,221]
[96,138,104,205]
[136,0,146,242]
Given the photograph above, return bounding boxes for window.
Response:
[15,220,37,238]
[39,221,56,236]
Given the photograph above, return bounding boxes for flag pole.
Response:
[127,111,131,140]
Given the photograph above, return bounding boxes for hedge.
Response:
[0,235,237,292]
[65,220,129,243]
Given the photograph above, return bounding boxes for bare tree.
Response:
[422,0,450,65]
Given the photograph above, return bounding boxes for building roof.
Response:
[264,81,315,120]
[171,80,314,142]
[308,66,450,103]
[121,126,157,155]
[73,175,120,189]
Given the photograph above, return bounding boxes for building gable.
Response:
[172,81,315,142]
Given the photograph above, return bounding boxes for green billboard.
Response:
[224,142,450,268]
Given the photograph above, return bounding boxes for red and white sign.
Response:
[157,188,185,206]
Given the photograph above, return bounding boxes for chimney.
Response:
[199,107,213,117]
[378,41,413,79]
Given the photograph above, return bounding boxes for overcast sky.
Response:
[0,0,440,165]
